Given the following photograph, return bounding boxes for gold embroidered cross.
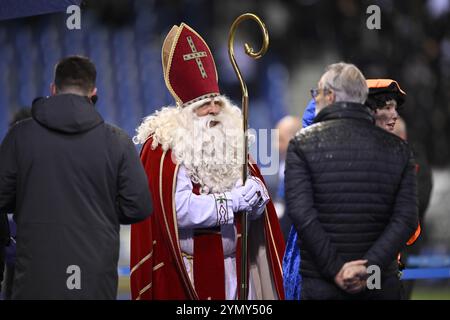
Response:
[183,36,208,79]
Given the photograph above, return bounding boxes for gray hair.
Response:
[319,62,368,104]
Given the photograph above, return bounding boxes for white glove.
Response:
[240,177,263,207]
[246,176,270,219]
[230,185,252,212]
[230,177,269,213]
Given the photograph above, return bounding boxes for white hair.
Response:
[133,105,181,149]
[319,62,368,104]
[134,95,245,194]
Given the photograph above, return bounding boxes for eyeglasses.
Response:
[310,88,331,100]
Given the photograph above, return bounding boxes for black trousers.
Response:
[300,275,405,300]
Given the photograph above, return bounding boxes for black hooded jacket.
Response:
[285,102,418,281]
[0,94,152,299]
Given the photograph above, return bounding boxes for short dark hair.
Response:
[54,56,96,94]
[365,93,399,111]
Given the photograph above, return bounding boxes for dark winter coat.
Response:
[0,94,152,299]
[285,102,418,281]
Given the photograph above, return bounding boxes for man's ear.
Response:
[88,87,97,98]
[50,83,57,96]
[328,91,336,104]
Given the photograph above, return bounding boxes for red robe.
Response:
[130,138,285,300]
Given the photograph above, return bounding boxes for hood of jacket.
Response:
[31,94,104,134]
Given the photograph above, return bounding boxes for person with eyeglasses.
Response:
[284,62,418,300]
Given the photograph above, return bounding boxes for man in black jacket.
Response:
[0,56,153,299]
[285,62,418,300]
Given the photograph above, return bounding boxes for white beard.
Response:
[134,96,245,194]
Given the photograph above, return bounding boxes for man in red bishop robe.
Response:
[130,23,285,300]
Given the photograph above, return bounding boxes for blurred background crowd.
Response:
[0,0,449,299]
